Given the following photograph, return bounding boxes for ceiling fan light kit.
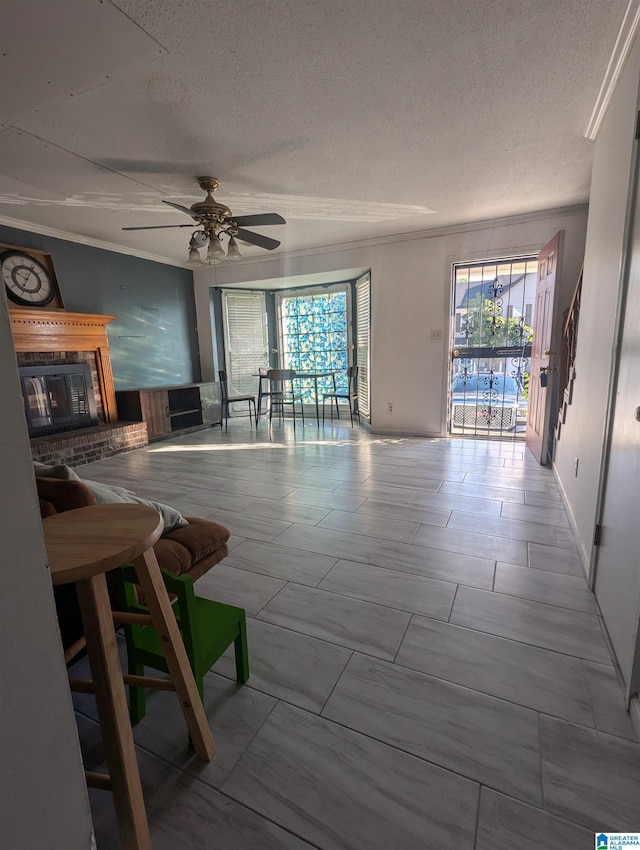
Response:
[225,236,242,260]
[123,176,285,265]
[206,234,226,264]
[187,238,202,265]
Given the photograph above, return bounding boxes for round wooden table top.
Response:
[43,504,164,585]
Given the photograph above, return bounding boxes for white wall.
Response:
[0,295,95,849]
[194,207,587,436]
[554,35,640,574]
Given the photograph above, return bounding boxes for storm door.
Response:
[449,258,536,438]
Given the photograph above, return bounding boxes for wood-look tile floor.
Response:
[72,420,639,849]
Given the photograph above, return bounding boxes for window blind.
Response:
[221,291,269,406]
[355,273,371,420]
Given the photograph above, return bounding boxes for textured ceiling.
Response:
[0,0,628,266]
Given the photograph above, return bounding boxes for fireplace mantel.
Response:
[10,308,118,423]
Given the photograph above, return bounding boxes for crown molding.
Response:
[1,202,589,274]
[0,214,190,269]
[201,203,589,271]
[585,0,640,141]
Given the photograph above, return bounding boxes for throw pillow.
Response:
[33,461,81,481]
[81,479,189,534]
[32,462,188,534]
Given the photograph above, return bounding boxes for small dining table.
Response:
[254,369,336,425]
[294,370,335,425]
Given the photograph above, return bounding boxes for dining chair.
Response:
[267,369,305,430]
[218,370,256,431]
[256,367,282,425]
[322,365,360,426]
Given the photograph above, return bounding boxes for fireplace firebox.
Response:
[19,364,99,437]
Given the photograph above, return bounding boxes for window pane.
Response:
[278,288,349,404]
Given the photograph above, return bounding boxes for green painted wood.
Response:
[115,566,249,725]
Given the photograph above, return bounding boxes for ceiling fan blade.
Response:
[235,228,281,250]
[122,223,196,231]
[162,200,199,218]
[228,213,286,227]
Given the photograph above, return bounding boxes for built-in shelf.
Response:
[169,407,201,417]
[116,383,222,441]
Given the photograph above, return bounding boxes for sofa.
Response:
[36,475,231,650]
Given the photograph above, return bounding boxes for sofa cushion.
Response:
[165,516,230,564]
[152,537,194,576]
[184,544,229,583]
[36,477,98,512]
[39,499,57,518]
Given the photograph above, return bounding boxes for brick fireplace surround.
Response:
[11,308,148,466]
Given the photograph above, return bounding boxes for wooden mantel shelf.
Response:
[10,308,119,423]
[10,308,116,350]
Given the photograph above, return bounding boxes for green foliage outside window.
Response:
[460,296,533,349]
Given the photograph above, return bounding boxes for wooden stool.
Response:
[44,504,215,850]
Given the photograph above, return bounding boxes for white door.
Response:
[526,231,563,464]
[594,154,640,698]
[221,291,269,410]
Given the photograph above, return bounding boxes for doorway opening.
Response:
[449,257,537,438]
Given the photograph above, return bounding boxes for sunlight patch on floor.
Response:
[146,435,417,453]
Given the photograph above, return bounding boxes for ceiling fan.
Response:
[122,176,286,263]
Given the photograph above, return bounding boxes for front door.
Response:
[526,231,564,464]
[594,152,640,699]
[449,258,535,439]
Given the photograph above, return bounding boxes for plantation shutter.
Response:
[221,291,269,408]
[355,272,371,420]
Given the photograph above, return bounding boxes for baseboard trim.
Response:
[552,462,591,583]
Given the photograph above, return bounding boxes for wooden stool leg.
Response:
[76,574,151,850]
[132,549,215,761]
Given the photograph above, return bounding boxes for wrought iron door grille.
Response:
[450,257,537,438]
[453,403,516,431]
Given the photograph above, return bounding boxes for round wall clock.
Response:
[2,250,56,307]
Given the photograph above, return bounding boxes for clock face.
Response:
[2,251,56,307]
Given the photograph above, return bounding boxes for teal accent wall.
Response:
[0,225,199,389]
